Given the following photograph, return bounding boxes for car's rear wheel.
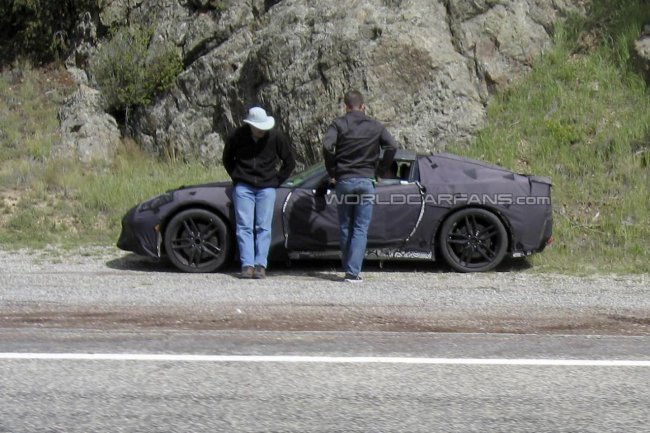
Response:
[163,208,232,273]
[439,208,508,273]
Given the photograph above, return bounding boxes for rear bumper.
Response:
[509,202,553,257]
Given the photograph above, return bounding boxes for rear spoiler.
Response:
[526,175,552,186]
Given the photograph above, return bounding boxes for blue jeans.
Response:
[335,177,375,277]
[232,183,276,268]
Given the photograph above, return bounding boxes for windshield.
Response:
[282,163,326,188]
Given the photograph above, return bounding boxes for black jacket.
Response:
[322,111,397,180]
[223,126,295,188]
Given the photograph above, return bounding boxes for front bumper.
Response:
[116,206,161,258]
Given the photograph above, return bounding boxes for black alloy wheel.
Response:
[439,208,508,272]
[163,208,232,273]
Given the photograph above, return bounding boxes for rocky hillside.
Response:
[63,0,587,163]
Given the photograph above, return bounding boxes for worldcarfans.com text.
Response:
[324,193,551,206]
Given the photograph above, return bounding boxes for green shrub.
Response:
[89,24,183,122]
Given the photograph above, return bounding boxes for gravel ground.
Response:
[0,247,649,334]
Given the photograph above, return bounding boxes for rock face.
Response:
[82,0,585,163]
[57,84,121,163]
[56,6,122,163]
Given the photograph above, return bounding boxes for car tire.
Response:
[163,208,232,273]
[439,208,508,273]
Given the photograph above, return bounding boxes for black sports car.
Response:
[117,151,552,273]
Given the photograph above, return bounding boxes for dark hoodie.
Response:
[322,111,397,180]
[223,125,295,188]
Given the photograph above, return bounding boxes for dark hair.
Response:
[343,90,364,110]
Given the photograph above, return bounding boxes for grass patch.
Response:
[0,66,226,248]
[450,0,650,273]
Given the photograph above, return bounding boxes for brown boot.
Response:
[239,266,254,279]
[253,265,266,279]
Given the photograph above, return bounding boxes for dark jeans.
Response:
[335,177,375,277]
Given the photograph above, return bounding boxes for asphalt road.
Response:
[1,330,650,432]
[1,248,650,432]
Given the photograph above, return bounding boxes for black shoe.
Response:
[240,266,254,279]
[343,273,363,283]
[253,265,266,279]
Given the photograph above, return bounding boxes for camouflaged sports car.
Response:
[117,150,553,273]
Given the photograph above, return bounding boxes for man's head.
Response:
[243,106,275,138]
[343,90,365,112]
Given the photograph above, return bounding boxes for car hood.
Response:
[169,181,232,193]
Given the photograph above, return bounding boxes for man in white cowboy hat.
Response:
[223,106,295,279]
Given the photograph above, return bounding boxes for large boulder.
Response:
[57,84,121,163]
[87,0,585,163]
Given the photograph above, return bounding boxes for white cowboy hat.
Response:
[243,106,275,130]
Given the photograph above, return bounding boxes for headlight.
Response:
[138,193,174,212]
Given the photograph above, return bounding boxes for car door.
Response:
[367,181,424,247]
[283,185,340,251]
[283,179,424,252]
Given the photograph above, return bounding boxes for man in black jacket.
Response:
[323,90,397,282]
[223,106,295,279]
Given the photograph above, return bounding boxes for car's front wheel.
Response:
[439,208,508,272]
[163,208,232,273]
